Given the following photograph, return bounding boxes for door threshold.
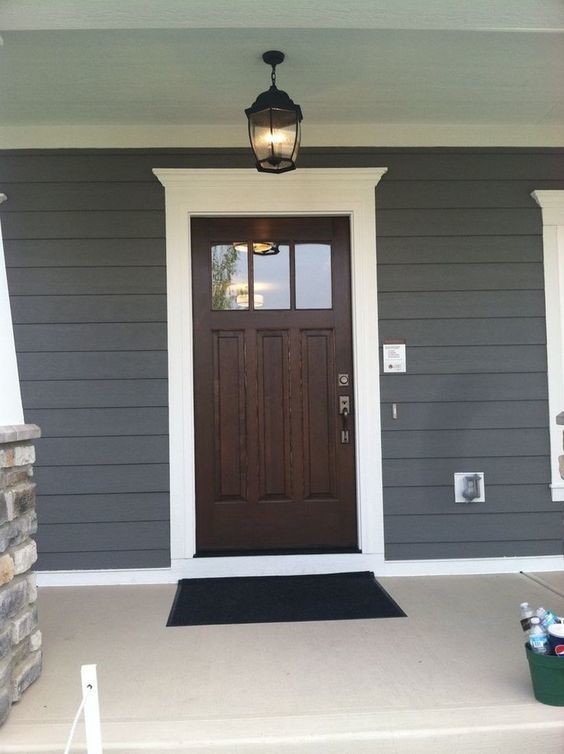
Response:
[195,547,361,558]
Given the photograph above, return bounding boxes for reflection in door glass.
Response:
[295,243,332,309]
[253,244,290,309]
[211,244,248,310]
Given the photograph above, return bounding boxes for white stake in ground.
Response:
[81,664,103,754]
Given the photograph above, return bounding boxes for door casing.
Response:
[154,168,387,577]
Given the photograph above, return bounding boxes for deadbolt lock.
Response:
[338,373,350,386]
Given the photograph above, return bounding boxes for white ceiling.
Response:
[0,0,563,147]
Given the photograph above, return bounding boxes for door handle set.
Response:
[339,395,351,444]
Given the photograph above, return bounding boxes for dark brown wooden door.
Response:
[192,216,357,553]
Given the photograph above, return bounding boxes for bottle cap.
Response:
[531,617,540,624]
[520,602,529,609]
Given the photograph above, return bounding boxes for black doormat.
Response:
[167,571,406,626]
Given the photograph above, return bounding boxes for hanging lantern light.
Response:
[245,51,303,174]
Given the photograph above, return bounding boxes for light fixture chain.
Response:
[271,65,277,87]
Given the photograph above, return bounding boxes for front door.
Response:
[191,216,357,553]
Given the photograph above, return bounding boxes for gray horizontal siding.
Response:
[378,263,543,291]
[377,236,543,264]
[2,211,164,240]
[1,161,170,571]
[380,401,549,430]
[379,291,545,319]
[36,550,170,570]
[21,380,167,408]
[10,295,166,324]
[37,521,170,552]
[384,485,560,515]
[376,152,558,560]
[380,373,548,402]
[384,512,561,543]
[1,147,560,569]
[13,323,166,351]
[379,318,545,346]
[4,239,165,267]
[34,464,169,495]
[35,436,169,466]
[38,493,169,523]
[7,266,165,295]
[382,428,549,459]
[26,408,168,436]
[19,353,167,380]
[385,540,560,560]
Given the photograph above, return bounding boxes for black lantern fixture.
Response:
[245,51,303,174]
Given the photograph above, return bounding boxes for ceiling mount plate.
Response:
[262,50,285,67]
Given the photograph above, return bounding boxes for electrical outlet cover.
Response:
[454,472,485,503]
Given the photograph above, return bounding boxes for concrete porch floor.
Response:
[1,572,564,753]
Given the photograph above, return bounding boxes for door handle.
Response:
[339,396,350,444]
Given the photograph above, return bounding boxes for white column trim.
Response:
[0,193,24,426]
[532,190,564,502]
[153,168,387,574]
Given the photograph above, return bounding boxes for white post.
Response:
[0,193,24,425]
[80,664,103,754]
[532,190,564,501]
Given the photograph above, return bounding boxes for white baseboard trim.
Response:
[36,553,563,587]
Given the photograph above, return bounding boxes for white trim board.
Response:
[2,124,564,149]
[153,168,387,574]
[0,193,24,425]
[36,554,564,587]
[532,190,564,502]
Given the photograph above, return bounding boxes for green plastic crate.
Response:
[525,643,564,706]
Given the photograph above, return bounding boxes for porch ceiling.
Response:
[0,0,563,147]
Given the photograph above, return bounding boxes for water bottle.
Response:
[528,617,550,654]
[536,607,558,630]
[520,602,534,631]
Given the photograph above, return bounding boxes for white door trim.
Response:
[0,193,25,425]
[532,190,564,502]
[153,168,387,576]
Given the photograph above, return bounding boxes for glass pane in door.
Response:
[211,243,248,310]
[253,243,290,309]
[295,243,332,309]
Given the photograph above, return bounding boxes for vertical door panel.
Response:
[301,330,337,501]
[213,331,247,502]
[257,330,291,501]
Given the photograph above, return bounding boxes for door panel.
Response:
[192,216,357,553]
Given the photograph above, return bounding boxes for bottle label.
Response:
[520,617,532,631]
[530,635,549,652]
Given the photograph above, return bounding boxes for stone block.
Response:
[0,482,36,525]
[0,444,35,471]
[11,541,37,576]
[0,578,28,621]
[11,604,38,645]
[30,629,41,652]
[0,466,33,490]
[0,555,14,586]
[0,658,10,691]
[0,689,9,726]
[11,650,42,703]
[0,627,11,660]
[0,426,40,444]
[26,572,37,604]
[0,512,37,551]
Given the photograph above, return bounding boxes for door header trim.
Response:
[153,167,387,575]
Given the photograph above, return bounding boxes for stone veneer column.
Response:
[0,424,41,726]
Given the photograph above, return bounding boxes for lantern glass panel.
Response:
[249,108,299,170]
